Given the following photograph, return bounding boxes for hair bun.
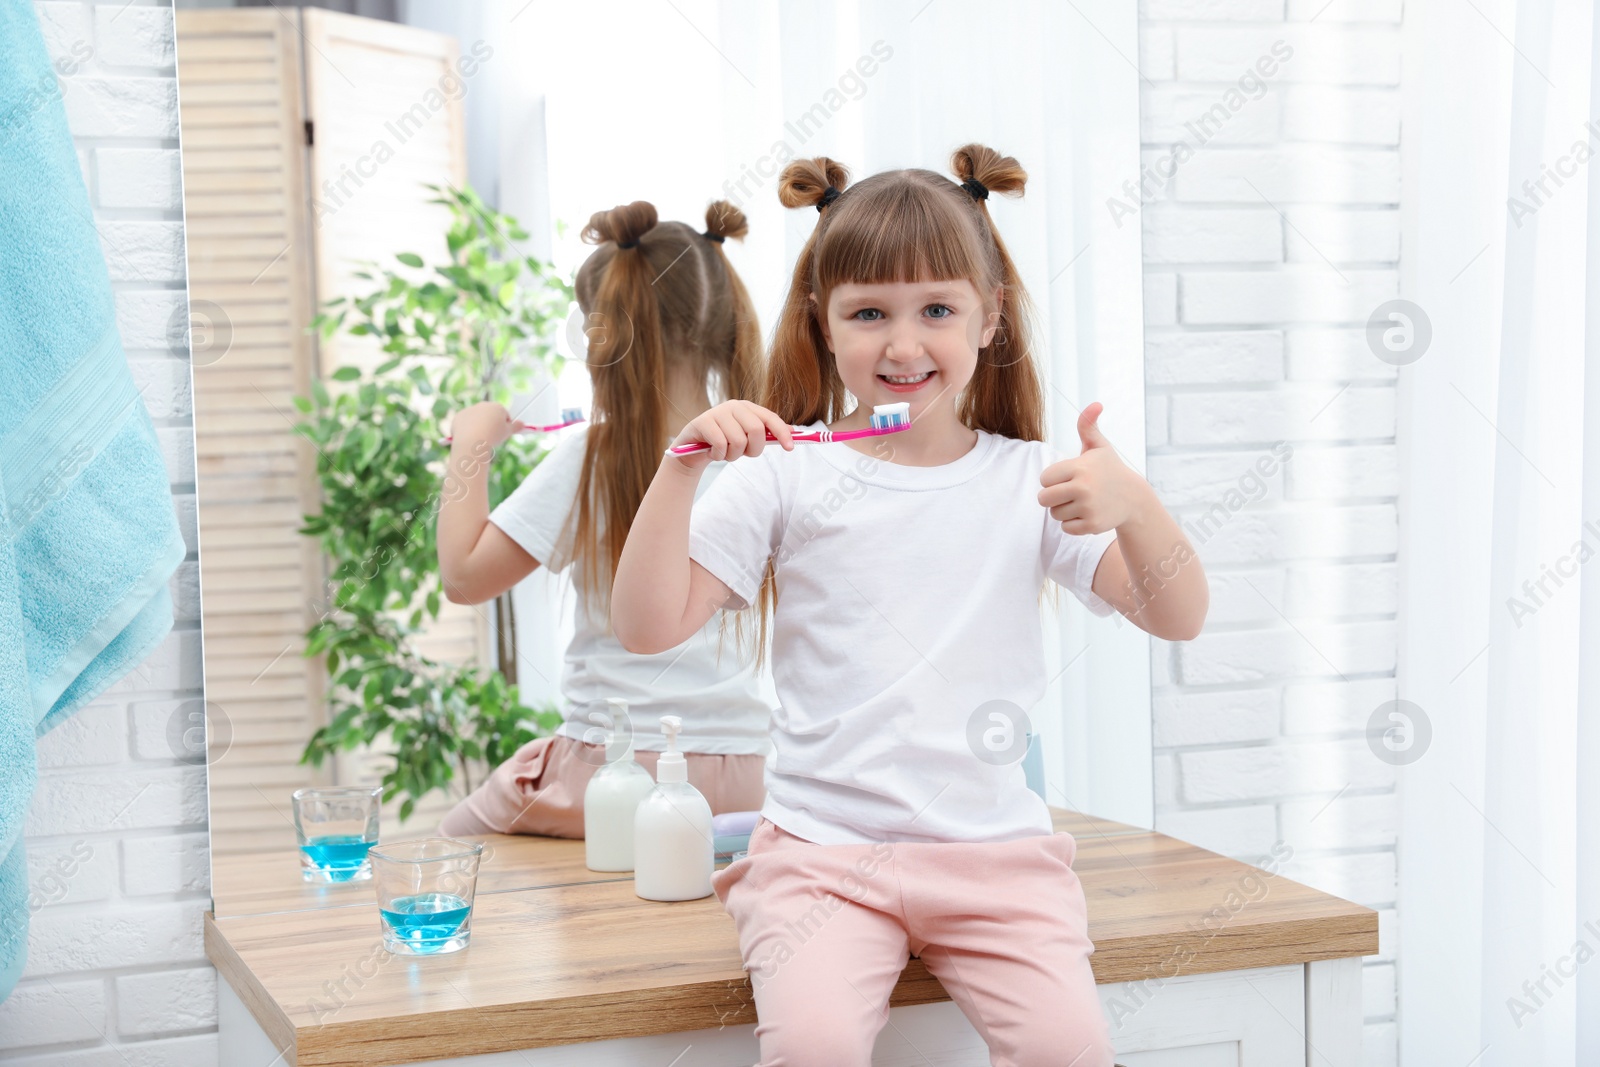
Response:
[704,200,749,242]
[777,157,852,211]
[950,144,1026,199]
[581,200,659,248]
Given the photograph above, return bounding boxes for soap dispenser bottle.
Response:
[634,715,714,901]
[583,699,656,872]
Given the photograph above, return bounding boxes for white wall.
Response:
[1137,1,1401,1063]
[0,3,216,1063]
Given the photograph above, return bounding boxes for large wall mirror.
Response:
[170,0,1147,906]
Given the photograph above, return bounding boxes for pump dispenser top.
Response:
[656,715,686,782]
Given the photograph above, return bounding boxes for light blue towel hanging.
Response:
[0,0,188,1003]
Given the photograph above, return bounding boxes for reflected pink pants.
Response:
[437,733,766,838]
[710,817,1115,1067]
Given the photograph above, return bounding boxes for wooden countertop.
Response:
[207,809,1379,1067]
[209,809,1152,918]
[211,833,623,918]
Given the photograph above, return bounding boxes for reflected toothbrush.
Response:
[665,402,911,457]
[445,407,584,444]
[521,407,586,434]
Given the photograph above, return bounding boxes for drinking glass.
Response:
[369,837,485,956]
[291,786,382,883]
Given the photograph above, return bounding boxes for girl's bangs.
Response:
[814,181,989,297]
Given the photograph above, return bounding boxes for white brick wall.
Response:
[1137,1,1400,1064]
[0,3,214,1064]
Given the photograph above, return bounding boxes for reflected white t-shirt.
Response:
[489,427,772,755]
[686,427,1117,845]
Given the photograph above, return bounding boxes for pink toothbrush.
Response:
[665,403,911,457]
[444,407,584,444]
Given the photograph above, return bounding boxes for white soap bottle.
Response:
[633,715,714,901]
[583,699,656,872]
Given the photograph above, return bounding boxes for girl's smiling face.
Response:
[815,278,1002,429]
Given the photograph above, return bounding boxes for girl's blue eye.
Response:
[851,305,953,321]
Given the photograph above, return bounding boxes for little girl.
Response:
[436,198,775,838]
[612,146,1207,1066]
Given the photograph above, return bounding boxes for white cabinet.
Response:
[1104,963,1305,1065]
[220,957,1366,1066]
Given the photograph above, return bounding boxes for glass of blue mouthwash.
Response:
[369,837,485,956]
[291,786,383,883]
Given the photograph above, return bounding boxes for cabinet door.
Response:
[1101,963,1306,1066]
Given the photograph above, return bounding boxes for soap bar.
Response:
[711,810,761,860]
[712,810,761,835]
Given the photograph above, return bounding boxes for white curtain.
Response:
[482,0,1150,824]
[1399,0,1600,1062]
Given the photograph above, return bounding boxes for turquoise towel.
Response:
[0,0,187,1003]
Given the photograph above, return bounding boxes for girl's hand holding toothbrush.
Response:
[667,400,796,470]
[1037,402,1159,536]
[448,401,526,450]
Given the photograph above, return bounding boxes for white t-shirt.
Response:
[489,426,772,755]
[686,427,1118,845]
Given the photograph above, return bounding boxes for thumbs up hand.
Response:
[1038,402,1155,535]
[1076,400,1113,453]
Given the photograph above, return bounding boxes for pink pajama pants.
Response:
[710,817,1116,1067]
[437,733,766,838]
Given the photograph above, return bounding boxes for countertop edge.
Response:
[206,911,299,1061]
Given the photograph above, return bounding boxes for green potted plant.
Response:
[294,184,574,820]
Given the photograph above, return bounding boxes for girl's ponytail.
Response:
[950,143,1027,198]
[775,156,851,211]
[703,199,762,404]
[571,201,667,601]
[765,157,852,424]
[949,143,1044,443]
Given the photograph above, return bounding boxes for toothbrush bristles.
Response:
[560,407,583,423]
[869,402,911,430]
